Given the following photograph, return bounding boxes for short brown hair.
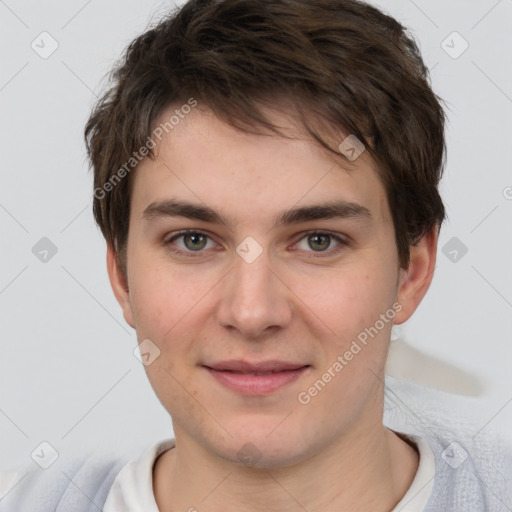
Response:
[85,0,446,277]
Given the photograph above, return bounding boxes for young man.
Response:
[1,0,511,510]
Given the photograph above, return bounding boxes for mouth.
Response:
[212,369,302,375]
[202,361,311,395]
[204,359,310,373]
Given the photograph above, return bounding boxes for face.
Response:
[108,105,435,467]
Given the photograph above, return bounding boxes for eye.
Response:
[163,229,348,258]
[293,231,347,257]
[163,230,218,256]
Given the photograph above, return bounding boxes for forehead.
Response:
[130,105,391,228]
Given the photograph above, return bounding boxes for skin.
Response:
[107,104,438,512]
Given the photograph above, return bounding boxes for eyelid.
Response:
[163,228,215,244]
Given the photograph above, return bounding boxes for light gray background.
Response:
[1,0,511,470]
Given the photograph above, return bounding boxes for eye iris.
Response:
[308,234,330,251]
[184,233,207,251]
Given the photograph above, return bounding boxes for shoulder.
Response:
[0,450,131,512]
[384,375,512,511]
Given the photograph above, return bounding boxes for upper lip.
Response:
[204,360,309,373]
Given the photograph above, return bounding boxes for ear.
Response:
[394,225,439,325]
[106,243,136,329]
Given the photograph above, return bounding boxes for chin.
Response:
[213,426,317,469]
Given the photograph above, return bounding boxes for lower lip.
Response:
[204,366,310,395]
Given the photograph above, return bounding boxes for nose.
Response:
[216,246,293,339]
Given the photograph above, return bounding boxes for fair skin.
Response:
[107,104,438,512]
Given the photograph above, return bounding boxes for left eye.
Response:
[294,232,345,254]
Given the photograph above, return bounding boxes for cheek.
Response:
[128,258,197,335]
[128,263,216,385]
[129,279,171,337]
[296,263,396,334]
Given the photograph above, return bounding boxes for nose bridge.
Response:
[217,245,292,337]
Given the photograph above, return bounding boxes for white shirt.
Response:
[103,434,435,512]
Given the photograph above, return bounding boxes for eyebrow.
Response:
[142,198,372,229]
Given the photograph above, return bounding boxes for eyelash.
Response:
[162,229,348,258]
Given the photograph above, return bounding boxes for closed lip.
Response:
[203,360,310,373]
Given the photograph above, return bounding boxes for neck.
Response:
[153,420,419,512]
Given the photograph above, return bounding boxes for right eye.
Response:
[163,230,218,257]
